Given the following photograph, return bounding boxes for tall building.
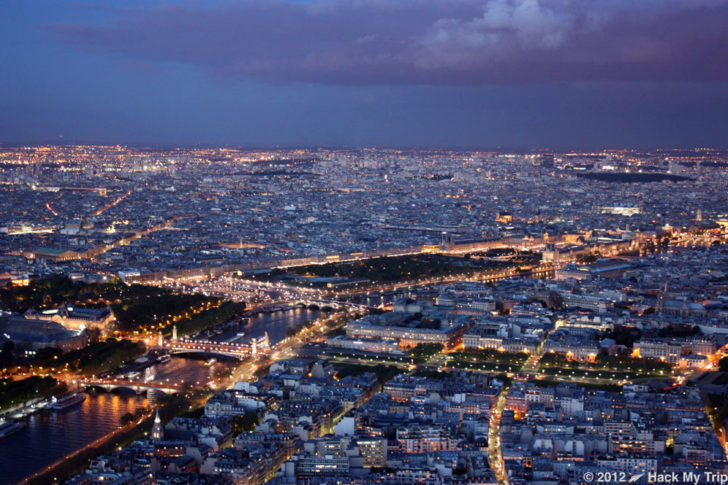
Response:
[152,410,164,442]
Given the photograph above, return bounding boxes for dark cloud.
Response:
[44,0,728,85]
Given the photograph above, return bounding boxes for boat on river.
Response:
[0,420,26,439]
[48,393,86,411]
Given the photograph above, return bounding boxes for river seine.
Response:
[0,308,322,484]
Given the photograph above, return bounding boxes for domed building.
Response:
[0,313,87,353]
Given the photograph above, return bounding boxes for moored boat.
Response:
[0,420,26,439]
[48,392,86,411]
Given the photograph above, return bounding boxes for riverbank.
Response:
[0,357,226,483]
[18,396,190,485]
[0,376,66,419]
[0,395,51,421]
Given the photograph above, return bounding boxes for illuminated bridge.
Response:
[293,299,366,310]
[244,299,370,315]
[163,338,260,359]
[79,378,182,394]
[294,299,343,309]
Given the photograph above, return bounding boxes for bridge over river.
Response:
[79,378,182,394]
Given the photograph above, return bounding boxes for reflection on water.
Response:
[150,355,231,389]
[0,358,214,485]
[0,309,324,485]
[214,308,323,345]
[0,392,147,485]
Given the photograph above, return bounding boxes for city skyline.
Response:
[2,144,728,484]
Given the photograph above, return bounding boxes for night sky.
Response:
[2,0,728,149]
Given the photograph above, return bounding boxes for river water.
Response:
[0,357,220,485]
[0,392,146,484]
[212,307,323,344]
[0,308,320,484]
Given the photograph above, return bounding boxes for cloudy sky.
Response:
[2,0,728,149]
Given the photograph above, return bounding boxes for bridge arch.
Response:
[168,349,246,360]
[80,381,180,395]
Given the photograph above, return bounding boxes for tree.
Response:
[233,411,259,434]
[86,327,102,344]
[409,343,444,360]
[719,357,728,373]
[658,324,701,338]
[120,412,136,426]
[605,326,641,347]
[34,346,63,363]
[547,292,564,311]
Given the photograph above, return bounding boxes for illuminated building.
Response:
[152,410,164,442]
